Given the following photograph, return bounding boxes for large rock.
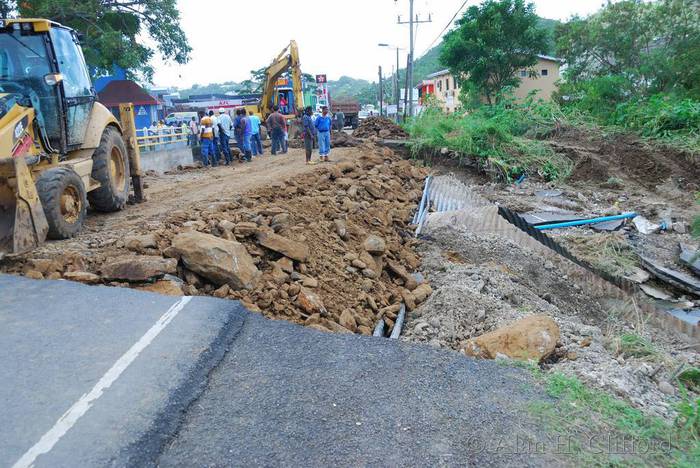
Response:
[296,287,325,315]
[137,279,183,296]
[63,271,101,284]
[386,259,418,290]
[362,234,386,254]
[124,234,157,251]
[257,231,310,262]
[462,315,560,362]
[101,256,177,282]
[170,231,261,290]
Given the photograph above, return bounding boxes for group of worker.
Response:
[197,108,264,166]
[191,104,341,167]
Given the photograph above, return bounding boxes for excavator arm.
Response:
[259,41,304,119]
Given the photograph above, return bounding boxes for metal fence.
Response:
[136,127,189,152]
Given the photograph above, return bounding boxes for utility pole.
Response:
[395,47,400,122]
[378,66,384,117]
[397,0,431,119]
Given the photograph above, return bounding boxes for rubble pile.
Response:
[331,131,360,147]
[353,117,409,139]
[13,144,431,335]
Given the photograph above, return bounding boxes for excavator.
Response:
[243,40,304,137]
[0,18,142,257]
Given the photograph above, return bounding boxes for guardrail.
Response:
[136,128,190,152]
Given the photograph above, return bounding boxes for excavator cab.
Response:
[0,19,142,257]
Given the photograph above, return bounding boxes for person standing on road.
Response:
[240,109,253,162]
[266,105,285,155]
[302,106,317,165]
[208,110,221,166]
[199,116,215,167]
[335,110,345,132]
[217,108,233,165]
[249,112,263,156]
[315,106,333,162]
[189,117,199,146]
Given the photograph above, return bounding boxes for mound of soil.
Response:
[7,144,430,336]
[555,128,699,190]
[354,117,409,139]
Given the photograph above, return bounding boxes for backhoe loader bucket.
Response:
[0,157,49,257]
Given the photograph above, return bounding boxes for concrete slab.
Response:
[0,274,245,468]
[140,147,194,174]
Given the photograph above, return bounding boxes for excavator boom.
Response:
[259,40,304,119]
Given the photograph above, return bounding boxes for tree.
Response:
[440,0,549,104]
[556,0,700,96]
[6,0,191,81]
[0,0,16,17]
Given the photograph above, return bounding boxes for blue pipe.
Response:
[535,212,637,230]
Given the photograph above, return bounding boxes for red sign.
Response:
[315,74,327,84]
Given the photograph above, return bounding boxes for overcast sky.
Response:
[150,0,605,89]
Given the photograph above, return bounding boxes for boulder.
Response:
[124,234,157,251]
[257,231,310,262]
[296,287,326,315]
[101,256,177,282]
[339,309,357,332]
[462,315,560,362]
[334,219,348,240]
[63,271,101,284]
[137,279,183,296]
[363,234,386,254]
[25,270,44,280]
[386,259,418,290]
[412,283,433,303]
[276,257,294,273]
[234,222,259,236]
[170,231,261,290]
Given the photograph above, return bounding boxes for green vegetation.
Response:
[530,372,700,466]
[406,95,571,181]
[616,333,659,359]
[440,0,550,104]
[554,0,700,152]
[693,194,700,238]
[2,0,190,80]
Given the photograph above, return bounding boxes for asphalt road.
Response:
[1,274,558,467]
[0,274,245,468]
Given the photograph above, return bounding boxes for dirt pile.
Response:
[402,226,698,420]
[332,132,360,147]
[353,117,409,139]
[7,144,430,335]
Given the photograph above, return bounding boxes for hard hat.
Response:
[218,108,225,114]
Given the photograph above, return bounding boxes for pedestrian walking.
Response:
[199,116,215,167]
[266,105,286,155]
[239,109,253,162]
[315,106,332,162]
[217,108,233,165]
[249,113,263,156]
[302,106,317,165]
[233,109,244,156]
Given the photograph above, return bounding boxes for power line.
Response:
[420,0,470,58]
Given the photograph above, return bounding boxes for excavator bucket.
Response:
[0,157,49,257]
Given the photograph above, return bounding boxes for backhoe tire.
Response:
[36,167,87,240]
[88,126,130,212]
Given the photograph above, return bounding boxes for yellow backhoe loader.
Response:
[0,18,143,258]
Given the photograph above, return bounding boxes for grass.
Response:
[528,371,700,466]
[406,95,573,182]
[615,333,659,360]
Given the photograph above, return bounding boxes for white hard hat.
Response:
[219,108,225,113]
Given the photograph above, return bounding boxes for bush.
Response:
[406,96,572,181]
[554,75,635,123]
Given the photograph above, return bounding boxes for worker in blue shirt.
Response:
[315,106,333,162]
[302,106,317,164]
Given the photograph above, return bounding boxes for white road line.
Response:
[12,296,193,468]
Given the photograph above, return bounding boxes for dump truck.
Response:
[0,18,142,257]
[330,98,360,129]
